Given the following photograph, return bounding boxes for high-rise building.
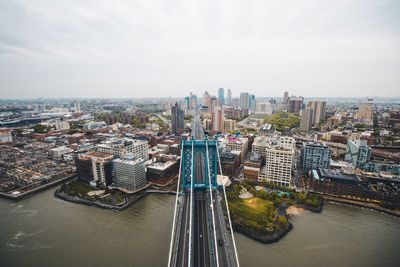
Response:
[300,142,332,173]
[184,96,190,109]
[227,89,232,106]
[307,100,326,125]
[210,96,218,114]
[283,91,289,104]
[212,107,224,132]
[218,87,225,106]
[113,155,146,191]
[76,151,114,186]
[344,140,372,168]
[357,99,374,122]
[239,92,249,110]
[249,94,256,110]
[300,107,314,131]
[202,91,211,107]
[288,96,304,113]
[171,102,184,135]
[262,137,295,187]
[232,97,239,109]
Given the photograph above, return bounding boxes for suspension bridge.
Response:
[167,114,240,267]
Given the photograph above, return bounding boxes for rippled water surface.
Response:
[0,189,399,267]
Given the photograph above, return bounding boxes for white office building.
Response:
[260,136,295,187]
[113,155,146,191]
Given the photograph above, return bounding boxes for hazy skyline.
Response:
[1,0,399,99]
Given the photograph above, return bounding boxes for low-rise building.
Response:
[55,121,70,131]
[219,151,241,177]
[243,153,264,181]
[0,129,12,144]
[49,146,74,159]
[219,135,249,161]
[146,154,180,183]
[223,119,236,133]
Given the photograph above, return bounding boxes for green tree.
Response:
[273,198,281,208]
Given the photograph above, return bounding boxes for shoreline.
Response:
[323,196,400,218]
[54,186,176,211]
[0,175,76,201]
[233,221,294,244]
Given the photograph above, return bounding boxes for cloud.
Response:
[0,0,399,98]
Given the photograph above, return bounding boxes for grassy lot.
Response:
[264,112,299,131]
[67,180,93,195]
[229,197,277,232]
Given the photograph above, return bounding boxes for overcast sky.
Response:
[0,0,399,99]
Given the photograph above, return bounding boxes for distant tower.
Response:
[210,96,218,114]
[203,91,211,107]
[218,88,225,106]
[227,89,232,106]
[300,107,313,131]
[283,91,289,104]
[239,92,249,109]
[171,103,184,135]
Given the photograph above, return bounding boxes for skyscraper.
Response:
[300,107,313,131]
[218,87,225,106]
[212,107,224,132]
[239,92,249,109]
[210,96,218,113]
[288,96,304,113]
[202,91,211,107]
[307,100,326,125]
[249,94,256,110]
[227,89,232,106]
[171,102,184,135]
[283,91,289,104]
[184,96,190,109]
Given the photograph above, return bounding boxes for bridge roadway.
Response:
[172,113,237,267]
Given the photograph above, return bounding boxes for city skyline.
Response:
[1,0,400,99]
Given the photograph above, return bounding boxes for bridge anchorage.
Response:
[168,136,240,267]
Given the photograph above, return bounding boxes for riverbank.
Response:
[0,174,76,201]
[233,220,293,244]
[323,195,400,218]
[54,181,177,211]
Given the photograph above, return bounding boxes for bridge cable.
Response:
[205,139,220,267]
[188,140,195,267]
[167,140,184,267]
[216,144,240,267]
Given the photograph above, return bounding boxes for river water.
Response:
[0,189,399,267]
